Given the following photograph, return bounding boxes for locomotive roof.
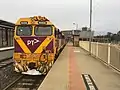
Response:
[15,16,55,26]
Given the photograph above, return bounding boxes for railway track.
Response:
[1,45,65,90]
[4,75,45,90]
[0,57,13,69]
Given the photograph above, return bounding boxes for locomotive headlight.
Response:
[38,21,47,25]
[46,50,51,53]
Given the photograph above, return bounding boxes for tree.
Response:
[117,31,120,36]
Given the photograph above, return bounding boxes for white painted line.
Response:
[74,50,80,53]
[0,46,14,51]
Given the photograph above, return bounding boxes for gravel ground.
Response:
[0,64,21,90]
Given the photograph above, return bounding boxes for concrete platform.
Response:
[0,46,14,61]
[38,43,120,90]
[38,45,69,90]
[74,46,120,90]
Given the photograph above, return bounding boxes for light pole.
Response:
[73,23,78,35]
[73,23,78,30]
[89,0,92,54]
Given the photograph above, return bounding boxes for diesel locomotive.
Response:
[13,16,66,75]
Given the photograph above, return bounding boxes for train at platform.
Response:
[13,16,66,75]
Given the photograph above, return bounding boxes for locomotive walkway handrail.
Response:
[38,50,49,74]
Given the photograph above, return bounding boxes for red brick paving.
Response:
[68,47,85,90]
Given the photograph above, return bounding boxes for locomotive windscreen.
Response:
[35,26,52,36]
[16,26,32,36]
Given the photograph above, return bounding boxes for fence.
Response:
[79,41,120,71]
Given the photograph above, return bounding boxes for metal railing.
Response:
[79,41,120,72]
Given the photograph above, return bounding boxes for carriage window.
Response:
[2,29,8,46]
[0,29,2,47]
[16,26,32,36]
[35,26,52,36]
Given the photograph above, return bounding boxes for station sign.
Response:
[82,74,98,90]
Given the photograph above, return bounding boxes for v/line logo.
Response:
[27,39,40,46]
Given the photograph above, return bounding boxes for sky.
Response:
[0,0,120,35]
